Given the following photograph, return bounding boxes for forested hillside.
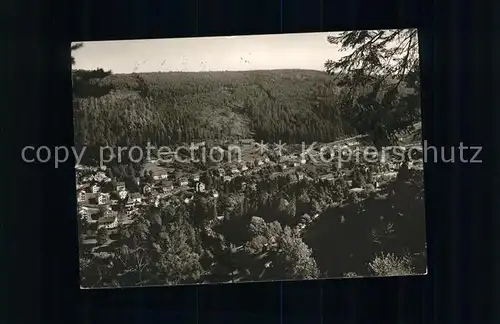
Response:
[74,69,349,147]
[73,68,418,150]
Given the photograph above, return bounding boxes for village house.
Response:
[125,197,135,209]
[264,156,270,163]
[77,190,86,203]
[178,177,189,186]
[240,164,248,172]
[102,208,114,218]
[98,212,119,230]
[257,160,264,166]
[98,192,110,205]
[231,167,240,175]
[142,184,152,194]
[82,238,98,247]
[83,229,97,238]
[82,176,92,182]
[211,190,219,198]
[320,173,335,182]
[116,182,126,192]
[118,190,128,200]
[195,182,206,193]
[241,182,247,190]
[76,183,89,191]
[191,174,200,182]
[91,184,100,193]
[223,175,232,182]
[80,206,100,220]
[94,171,108,182]
[279,164,287,171]
[158,180,174,193]
[297,223,306,231]
[129,192,142,203]
[152,170,169,181]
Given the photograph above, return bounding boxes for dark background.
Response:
[3,0,494,322]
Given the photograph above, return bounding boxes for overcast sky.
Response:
[71,32,355,73]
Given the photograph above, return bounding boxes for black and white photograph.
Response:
[72,29,427,289]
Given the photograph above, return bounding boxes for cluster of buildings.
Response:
[75,139,423,248]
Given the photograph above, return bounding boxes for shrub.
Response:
[368,252,415,276]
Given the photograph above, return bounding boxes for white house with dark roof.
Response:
[97,192,110,205]
[77,190,86,203]
[80,206,100,219]
[91,184,100,193]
